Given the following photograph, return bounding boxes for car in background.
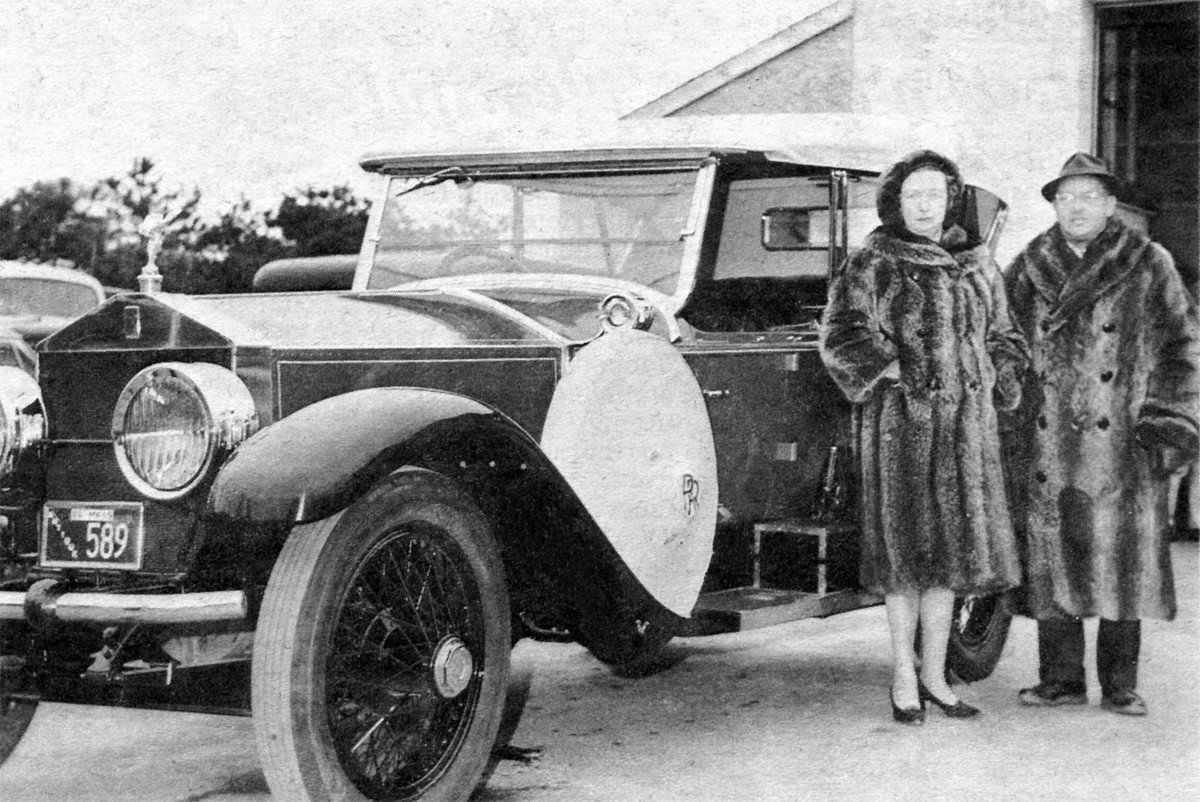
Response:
[0,329,35,376]
[0,261,106,350]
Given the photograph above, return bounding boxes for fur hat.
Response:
[876,150,964,231]
[1040,152,1120,201]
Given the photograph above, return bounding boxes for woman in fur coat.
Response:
[819,150,1028,724]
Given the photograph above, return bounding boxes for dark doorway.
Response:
[1096,1,1199,292]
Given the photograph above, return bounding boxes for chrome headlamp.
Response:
[0,367,47,484]
[112,362,258,500]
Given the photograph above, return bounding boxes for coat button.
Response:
[1035,470,1048,483]
[1098,417,1110,430]
[1102,322,1116,333]
[1040,320,1051,331]
[1100,370,1114,382]
[1037,415,1048,429]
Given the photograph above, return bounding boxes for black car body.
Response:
[0,118,1013,800]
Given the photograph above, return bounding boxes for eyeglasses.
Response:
[1054,191,1110,204]
[900,190,946,202]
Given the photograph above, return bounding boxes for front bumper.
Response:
[0,581,246,626]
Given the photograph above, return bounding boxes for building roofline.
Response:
[623,0,854,120]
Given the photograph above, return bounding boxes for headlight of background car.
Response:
[0,366,47,483]
[112,362,258,500]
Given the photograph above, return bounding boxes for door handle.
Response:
[702,389,731,400]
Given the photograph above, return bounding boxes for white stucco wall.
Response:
[849,0,1097,263]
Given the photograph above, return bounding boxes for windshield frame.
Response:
[353,161,718,317]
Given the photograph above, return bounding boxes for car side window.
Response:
[683,175,878,332]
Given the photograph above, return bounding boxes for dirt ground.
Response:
[1,542,1196,802]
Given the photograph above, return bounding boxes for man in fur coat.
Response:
[1004,152,1200,716]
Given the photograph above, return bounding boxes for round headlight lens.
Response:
[113,363,257,499]
[120,374,209,492]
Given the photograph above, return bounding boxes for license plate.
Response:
[41,502,145,570]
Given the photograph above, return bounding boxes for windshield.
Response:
[0,277,100,318]
[368,171,699,295]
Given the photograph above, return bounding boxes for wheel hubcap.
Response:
[431,635,474,699]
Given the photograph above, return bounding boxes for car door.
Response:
[680,338,850,523]
[677,168,863,524]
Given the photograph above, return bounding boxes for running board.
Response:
[690,586,881,633]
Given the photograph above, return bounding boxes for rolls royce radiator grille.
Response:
[38,349,233,441]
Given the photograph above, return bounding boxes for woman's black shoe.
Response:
[919,681,981,718]
[890,688,926,725]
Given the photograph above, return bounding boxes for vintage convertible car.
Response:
[0,118,1012,800]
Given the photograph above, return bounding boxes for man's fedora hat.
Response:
[1041,152,1121,201]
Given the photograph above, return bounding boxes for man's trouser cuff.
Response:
[1037,618,1140,693]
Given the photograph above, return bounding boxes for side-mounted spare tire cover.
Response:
[540,330,718,617]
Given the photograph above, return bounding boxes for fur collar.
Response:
[865,224,990,275]
[1015,217,1152,333]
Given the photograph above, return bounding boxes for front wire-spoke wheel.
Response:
[253,470,511,801]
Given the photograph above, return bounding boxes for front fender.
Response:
[208,387,515,523]
[206,385,686,661]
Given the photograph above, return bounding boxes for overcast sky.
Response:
[1,0,825,211]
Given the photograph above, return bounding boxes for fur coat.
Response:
[820,225,1029,594]
[1004,217,1200,620]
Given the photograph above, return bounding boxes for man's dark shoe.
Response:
[1018,681,1087,707]
[1101,689,1147,716]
